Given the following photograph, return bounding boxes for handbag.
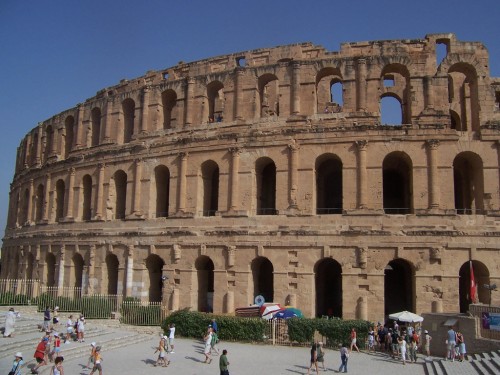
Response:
[8,361,20,375]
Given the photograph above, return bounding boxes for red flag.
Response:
[470,261,478,303]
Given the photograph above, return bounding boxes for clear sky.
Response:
[0,0,499,247]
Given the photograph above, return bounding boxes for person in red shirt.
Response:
[350,328,360,353]
[32,337,48,374]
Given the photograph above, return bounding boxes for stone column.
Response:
[424,76,434,109]
[42,173,51,222]
[140,86,150,134]
[35,123,42,165]
[177,152,188,213]
[426,139,440,209]
[356,140,368,209]
[27,179,34,223]
[75,104,84,149]
[95,163,105,220]
[356,59,367,111]
[87,244,96,294]
[288,140,299,209]
[225,291,234,313]
[57,245,65,293]
[24,133,31,168]
[184,77,194,126]
[291,61,301,115]
[229,148,241,211]
[233,67,244,120]
[171,288,180,311]
[66,168,75,219]
[125,244,134,297]
[103,98,113,143]
[132,159,143,216]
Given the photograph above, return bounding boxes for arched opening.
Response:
[55,179,65,222]
[201,160,219,216]
[82,175,92,221]
[315,258,342,317]
[46,253,56,287]
[105,254,119,295]
[91,107,101,146]
[64,116,74,158]
[35,184,45,222]
[256,157,276,215]
[44,125,54,162]
[207,81,224,122]
[383,152,413,214]
[454,152,484,214]
[436,39,449,68]
[380,95,403,125]
[26,253,34,280]
[450,110,460,130]
[162,89,178,129]
[316,154,343,214]
[251,257,274,304]
[384,259,415,316]
[146,254,165,302]
[195,256,214,312]
[72,253,84,289]
[459,260,490,313]
[316,68,343,113]
[258,74,279,117]
[448,63,480,131]
[122,98,135,143]
[113,170,127,219]
[20,188,29,224]
[154,165,170,218]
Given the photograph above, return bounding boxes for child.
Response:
[338,343,349,373]
[89,346,102,375]
[86,342,97,369]
[50,333,61,359]
[50,356,64,375]
[154,334,169,367]
[306,342,319,375]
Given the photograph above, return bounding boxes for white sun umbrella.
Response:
[388,311,424,323]
[261,304,282,320]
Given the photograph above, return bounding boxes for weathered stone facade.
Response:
[2,33,500,322]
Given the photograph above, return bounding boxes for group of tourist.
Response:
[445,326,467,362]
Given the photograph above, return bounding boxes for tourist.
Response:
[397,335,407,365]
[456,331,466,362]
[306,342,320,374]
[65,315,73,343]
[424,330,432,358]
[8,352,23,375]
[211,326,220,355]
[42,306,51,332]
[32,337,49,374]
[338,342,349,373]
[409,335,418,363]
[154,334,169,367]
[77,315,85,342]
[219,349,230,375]
[86,342,97,369]
[89,346,103,375]
[168,323,175,353]
[49,356,64,375]
[390,329,399,358]
[445,326,456,361]
[211,318,218,333]
[349,328,359,353]
[50,332,61,359]
[203,326,213,364]
[368,327,375,352]
[317,341,326,371]
[4,307,18,337]
[52,307,60,328]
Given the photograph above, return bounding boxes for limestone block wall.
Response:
[2,33,500,322]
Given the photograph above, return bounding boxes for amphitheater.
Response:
[1,33,499,322]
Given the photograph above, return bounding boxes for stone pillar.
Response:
[131,159,143,216]
[287,293,297,307]
[49,128,57,157]
[87,244,96,294]
[75,104,84,149]
[35,123,42,165]
[184,77,194,127]
[140,86,150,134]
[126,245,134,297]
[103,98,113,143]
[95,163,105,220]
[177,152,188,213]
[227,246,236,268]
[42,173,51,222]
[229,148,240,211]
[24,133,31,168]
[171,288,180,311]
[57,245,65,294]
[356,296,368,320]
[291,61,301,115]
[356,140,368,209]
[27,179,34,223]
[66,168,75,219]
[234,67,244,120]
[288,140,299,209]
[426,140,440,209]
[356,59,367,111]
[424,76,434,109]
[225,291,234,313]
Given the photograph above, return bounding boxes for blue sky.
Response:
[0,0,499,246]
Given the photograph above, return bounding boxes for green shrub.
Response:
[0,292,29,305]
[287,318,316,343]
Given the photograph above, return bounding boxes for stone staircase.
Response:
[425,351,500,375]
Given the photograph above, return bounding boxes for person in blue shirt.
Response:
[10,352,23,375]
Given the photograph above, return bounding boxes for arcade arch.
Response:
[105,253,119,295]
[45,253,56,287]
[91,107,101,146]
[196,256,214,312]
[453,152,484,214]
[315,258,342,318]
[55,179,65,222]
[315,154,343,214]
[82,175,92,221]
[154,165,170,218]
[384,258,415,316]
[145,254,165,302]
[201,160,219,216]
[256,157,277,215]
[459,260,490,312]
[161,89,178,129]
[258,74,279,117]
[383,152,413,214]
[251,257,274,304]
[316,67,343,113]
[122,98,135,143]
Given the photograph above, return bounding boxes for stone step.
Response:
[470,360,489,375]
[432,360,446,375]
[424,360,436,375]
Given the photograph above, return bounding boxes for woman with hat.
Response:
[8,352,23,375]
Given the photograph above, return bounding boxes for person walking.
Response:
[32,337,49,374]
[456,331,466,362]
[423,330,432,358]
[49,356,64,375]
[89,346,103,375]
[306,342,320,374]
[203,327,213,364]
[50,333,61,359]
[368,327,375,352]
[338,343,349,373]
[42,306,51,332]
[397,335,407,365]
[154,334,169,367]
[168,323,175,353]
[86,342,97,369]
[8,352,23,375]
[317,341,326,371]
[4,307,18,337]
[350,328,360,353]
[65,315,74,344]
[445,326,456,361]
[77,316,85,343]
[409,335,418,363]
[219,349,230,375]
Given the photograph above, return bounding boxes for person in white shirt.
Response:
[168,323,175,353]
